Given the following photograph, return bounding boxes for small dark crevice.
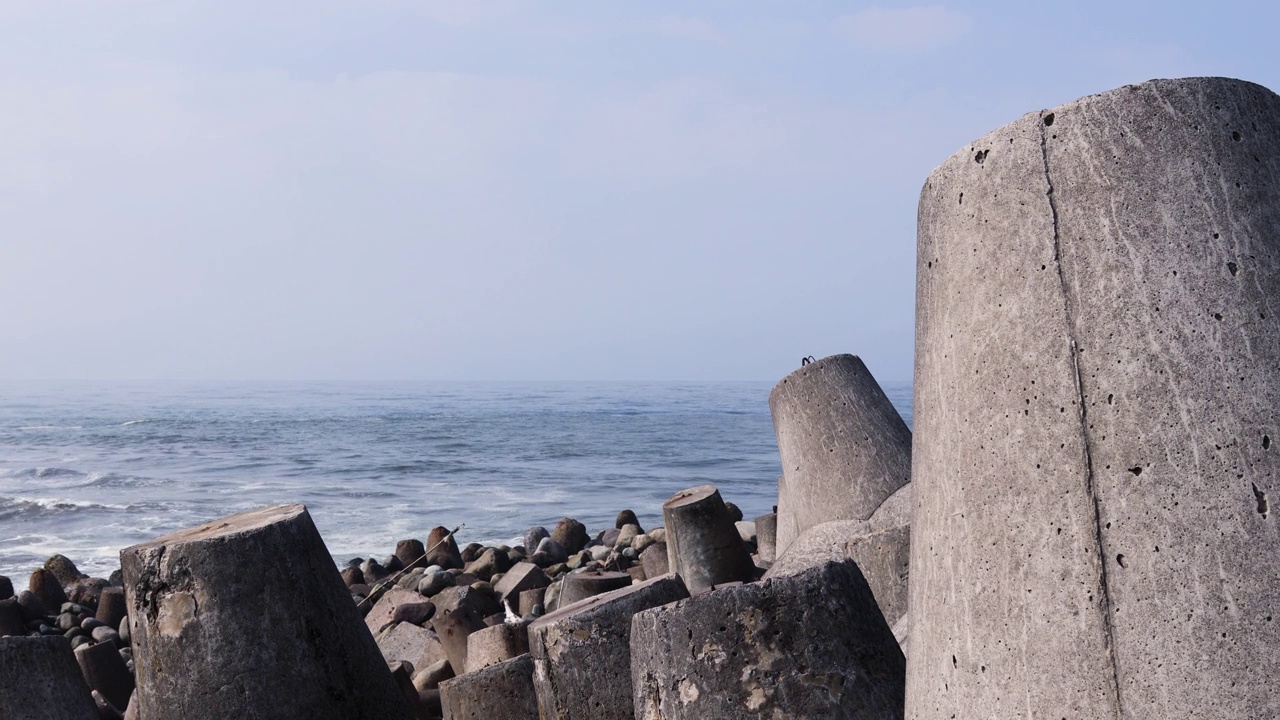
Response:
[1227,262,1239,276]
[1263,435,1271,450]
[1128,467,1143,477]
[1253,483,1269,519]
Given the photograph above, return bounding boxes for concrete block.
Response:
[466,621,529,672]
[0,636,99,720]
[754,513,777,563]
[631,559,904,719]
[377,621,448,670]
[556,570,631,607]
[639,541,668,579]
[910,77,1280,720]
[73,639,135,712]
[120,504,413,719]
[764,523,911,627]
[432,603,487,677]
[492,562,550,603]
[439,653,538,720]
[529,574,689,720]
[366,587,428,634]
[770,354,912,556]
[662,485,755,594]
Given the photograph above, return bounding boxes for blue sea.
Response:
[0,381,912,586]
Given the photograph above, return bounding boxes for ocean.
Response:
[0,380,912,587]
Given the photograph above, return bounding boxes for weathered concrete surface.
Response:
[631,560,904,719]
[662,485,755,594]
[377,621,448,670]
[528,574,688,720]
[769,354,912,555]
[74,639,135,712]
[120,504,413,720]
[0,636,100,720]
[764,523,910,627]
[492,562,550,604]
[466,621,529,672]
[753,512,777,563]
[910,77,1280,720]
[365,587,428,634]
[556,570,631,607]
[439,653,539,720]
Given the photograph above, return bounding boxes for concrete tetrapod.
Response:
[769,354,912,555]
[527,573,689,720]
[910,76,1280,720]
[120,504,414,720]
[0,636,100,720]
[661,485,755,594]
[631,559,905,719]
[439,653,539,720]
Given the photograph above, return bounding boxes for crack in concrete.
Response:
[1040,111,1126,720]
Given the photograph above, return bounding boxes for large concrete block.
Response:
[764,523,910,627]
[365,587,428,634]
[439,653,538,720]
[466,621,529,673]
[662,485,755,594]
[528,574,688,720]
[120,504,413,720]
[769,354,912,555]
[377,621,448,670]
[492,562,550,604]
[631,559,904,719]
[910,77,1280,720]
[0,636,100,720]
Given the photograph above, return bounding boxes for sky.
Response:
[2,1,1277,383]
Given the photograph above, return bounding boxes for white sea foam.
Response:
[17,425,83,431]
[120,419,148,426]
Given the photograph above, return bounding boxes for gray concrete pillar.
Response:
[662,485,755,594]
[438,654,539,720]
[769,354,912,555]
[0,636,100,720]
[909,77,1280,720]
[120,504,413,720]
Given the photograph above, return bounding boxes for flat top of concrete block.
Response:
[125,503,306,549]
[531,573,680,629]
[662,485,718,509]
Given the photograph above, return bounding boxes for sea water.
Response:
[0,380,912,585]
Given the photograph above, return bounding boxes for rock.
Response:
[439,654,538,720]
[492,562,551,604]
[529,574,689,720]
[0,575,12,601]
[460,543,485,564]
[361,558,389,586]
[376,622,448,670]
[120,504,413,719]
[533,537,568,565]
[615,509,640,529]
[391,601,436,627]
[626,565,646,583]
[600,528,621,548]
[431,604,487,680]
[116,616,129,646]
[429,585,502,622]
[639,542,669,579]
[466,621,529,673]
[0,636,99,719]
[754,513,777,564]
[517,588,546,617]
[770,354,912,557]
[74,639,135,712]
[28,569,68,611]
[366,588,430,635]
[16,590,47,623]
[557,570,631,608]
[383,554,405,574]
[463,548,511,582]
[735,520,757,543]
[631,534,655,554]
[394,539,427,571]
[66,578,109,613]
[43,554,88,587]
[0,598,25,637]
[911,76,1280,720]
[661,485,755,594]
[723,501,743,523]
[587,545,610,563]
[387,661,427,719]
[341,566,365,587]
[91,689,124,720]
[417,571,453,598]
[425,527,464,571]
[615,523,641,549]
[522,527,549,554]
[94,588,126,631]
[412,658,454,693]
[631,559,904,719]
[647,528,666,543]
[57,612,79,631]
[550,518,589,554]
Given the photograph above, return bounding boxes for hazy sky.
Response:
[3,2,1277,383]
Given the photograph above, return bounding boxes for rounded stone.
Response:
[550,518,589,554]
[614,509,640,530]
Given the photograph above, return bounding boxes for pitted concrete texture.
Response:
[631,560,904,719]
[528,574,688,720]
[909,77,1280,720]
[0,636,99,720]
[121,504,414,720]
[366,587,428,634]
[764,523,910,628]
[439,653,538,720]
[770,354,912,555]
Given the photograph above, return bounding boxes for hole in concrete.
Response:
[1214,313,1224,321]
[1128,467,1143,476]
[1107,394,1114,405]
[974,149,989,164]
[1263,435,1270,450]
[1232,131,1242,142]
[952,655,957,667]
[959,192,964,205]
[1214,232,1220,239]
[1043,113,1055,127]
[1253,484,1269,518]
[1228,262,1238,276]
[1116,554,1128,568]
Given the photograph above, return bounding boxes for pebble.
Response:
[417,571,453,598]
[92,626,121,646]
[57,613,79,631]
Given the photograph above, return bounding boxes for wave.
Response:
[120,419,148,427]
[16,425,84,431]
[0,496,134,519]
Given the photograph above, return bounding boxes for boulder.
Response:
[43,554,88,587]
[28,568,68,610]
[550,518,589,554]
[425,527,463,570]
[631,559,904,719]
[366,588,430,634]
